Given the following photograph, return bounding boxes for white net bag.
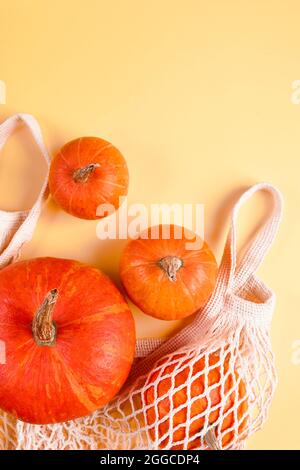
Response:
[5,182,282,450]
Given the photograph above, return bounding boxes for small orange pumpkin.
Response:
[144,352,248,450]
[49,137,129,220]
[120,224,218,320]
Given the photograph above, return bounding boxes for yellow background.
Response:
[0,0,299,450]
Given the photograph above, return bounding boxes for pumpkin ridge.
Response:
[67,183,78,215]
[182,255,218,265]
[151,275,166,315]
[179,263,208,284]
[50,349,101,413]
[12,344,36,372]
[53,262,93,295]
[124,267,164,308]
[176,271,198,311]
[90,142,113,160]
[131,239,167,259]
[120,262,153,274]
[0,338,43,404]
[60,303,130,327]
[58,150,72,169]
[14,337,33,351]
[94,178,127,189]
[49,177,70,200]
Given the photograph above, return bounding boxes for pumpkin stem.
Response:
[158,256,183,282]
[32,289,58,347]
[73,163,100,183]
[204,427,221,450]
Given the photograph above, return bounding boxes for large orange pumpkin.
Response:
[120,224,218,320]
[49,137,129,220]
[0,257,135,424]
[144,352,248,450]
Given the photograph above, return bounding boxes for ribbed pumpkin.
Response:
[144,352,248,449]
[49,137,129,220]
[0,257,135,424]
[120,224,218,320]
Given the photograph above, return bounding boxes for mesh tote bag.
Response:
[8,182,282,450]
[0,113,50,449]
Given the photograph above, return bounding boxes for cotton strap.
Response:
[0,114,50,268]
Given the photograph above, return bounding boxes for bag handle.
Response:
[0,113,50,161]
[215,182,283,299]
[0,113,50,267]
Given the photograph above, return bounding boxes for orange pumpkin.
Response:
[0,257,135,424]
[144,352,248,450]
[49,137,129,220]
[120,224,218,320]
